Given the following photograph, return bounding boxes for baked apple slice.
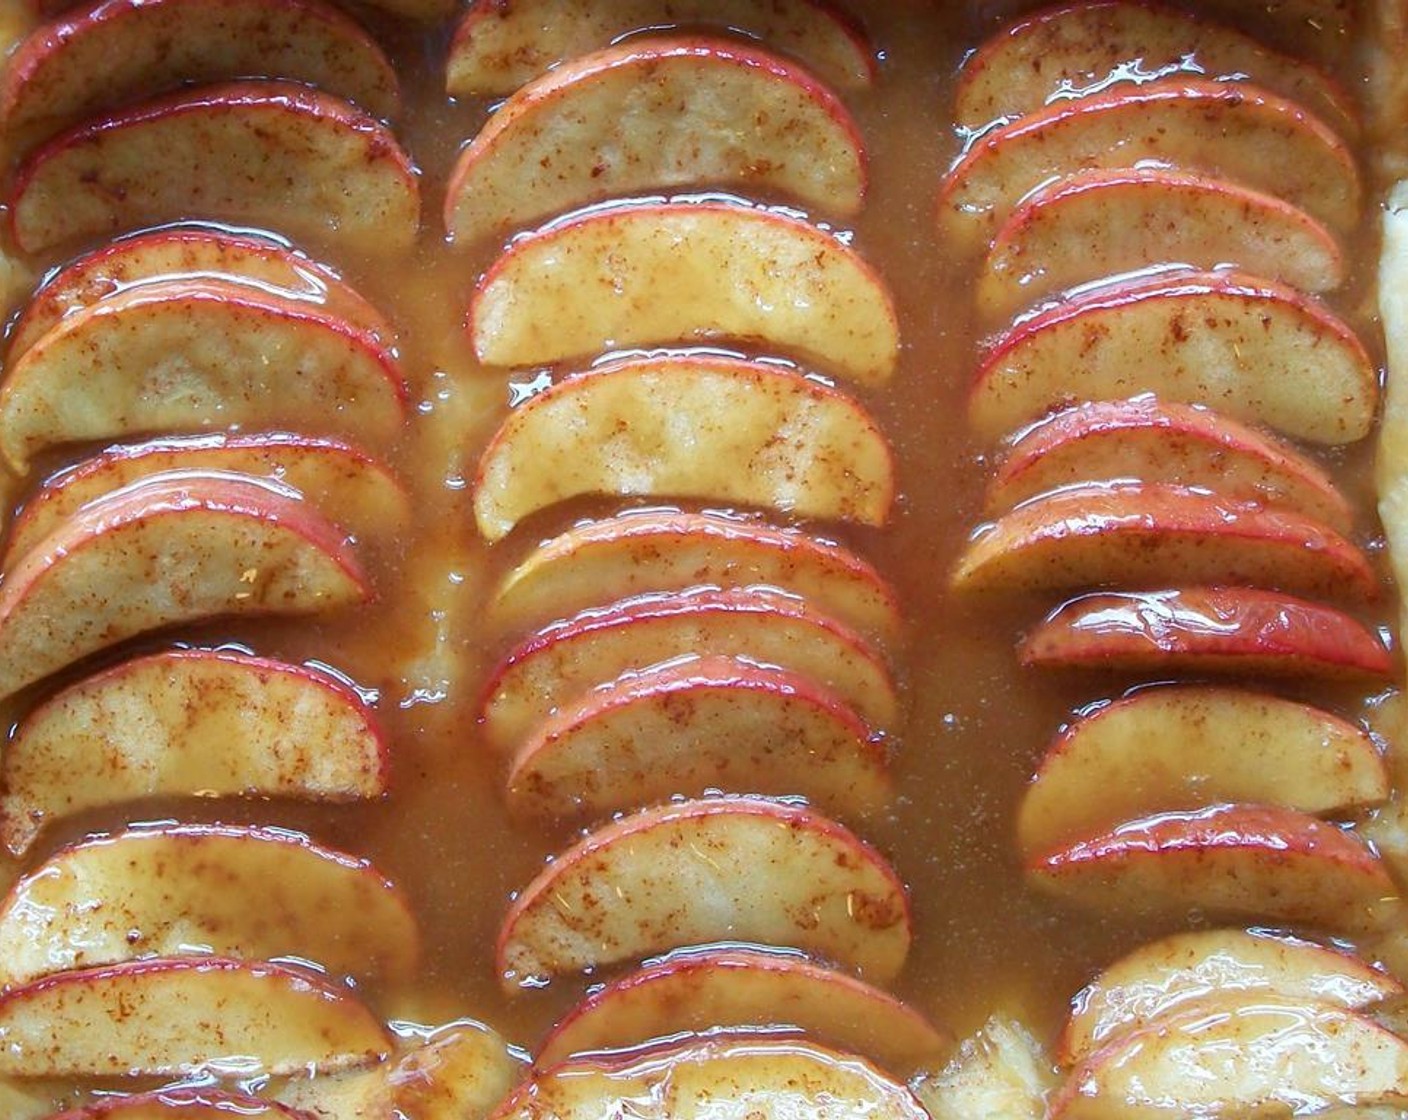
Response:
[497,797,910,986]
[0,957,389,1077]
[470,201,898,386]
[0,275,406,472]
[0,823,416,986]
[0,476,369,703]
[6,433,409,565]
[444,38,865,243]
[0,0,398,154]
[986,397,1353,531]
[492,1037,928,1120]
[954,0,1355,135]
[938,78,1359,252]
[1021,587,1392,679]
[1059,928,1404,1065]
[45,1090,310,1118]
[472,356,894,540]
[978,169,1345,318]
[970,270,1376,445]
[505,654,889,821]
[1017,684,1387,860]
[481,587,897,751]
[446,0,873,95]
[11,80,419,254]
[0,649,386,855]
[537,947,949,1075]
[951,482,1377,600]
[491,510,901,645]
[1027,803,1399,934]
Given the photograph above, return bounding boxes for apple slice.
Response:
[472,356,894,540]
[445,37,865,244]
[446,0,872,96]
[0,275,406,472]
[1017,686,1388,859]
[978,169,1346,318]
[954,0,1356,136]
[969,270,1376,445]
[8,226,393,362]
[951,482,1378,600]
[915,1017,1052,1120]
[938,78,1360,253]
[0,957,390,1077]
[538,948,949,1076]
[986,398,1353,531]
[1060,928,1404,1065]
[491,510,902,645]
[0,823,416,986]
[0,475,368,704]
[1051,994,1408,1120]
[0,649,386,856]
[11,80,420,254]
[505,654,889,821]
[0,0,398,156]
[1021,587,1392,679]
[46,1089,311,1118]
[493,1037,928,1120]
[1027,802,1400,934]
[497,797,910,986]
[481,587,897,752]
[470,201,898,386]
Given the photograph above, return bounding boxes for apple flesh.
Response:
[0,649,387,855]
[505,654,889,822]
[446,0,873,96]
[445,37,865,243]
[11,79,420,254]
[45,1090,311,1118]
[986,397,1353,531]
[969,270,1376,445]
[497,797,910,987]
[537,947,950,1077]
[470,201,899,387]
[914,1017,1052,1120]
[1017,686,1389,860]
[480,587,897,752]
[472,355,894,540]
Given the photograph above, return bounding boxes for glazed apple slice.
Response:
[1017,686,1388,859]
[0,275,406,472]
[954,0,1356,135]
[0,957,390,1077]
[493,1037,927,1120]
[915,1017,1052,1120]
[938,79,1359,252]
[1051,994,1408,1120]
[8,225,393,362]
[1027,802,1399,933]
[951,482,1377,600]
[470,201,898,386]
[472,356,894,540]
[481,587,897,752]
[0,823,417,986]
[1060,928,1404,1065]
[497,797,910,986]
[11,80,420,254]
[0,476,368,704]
[0,0,399,155]
[446,0,873,96]
[986,398,1353,531]
[505,655,889,821]
[445,38,865,243]
[538,948,949,1076]
[978,169,1346,318]
[47,1091,310,1118]
[1021,587,1392,679]
[0,649,386,856]
[6,433,408,565]
[970,270,1376,445]
[491,510,902,645]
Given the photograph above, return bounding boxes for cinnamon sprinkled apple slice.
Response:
[46,1089,311,1119]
